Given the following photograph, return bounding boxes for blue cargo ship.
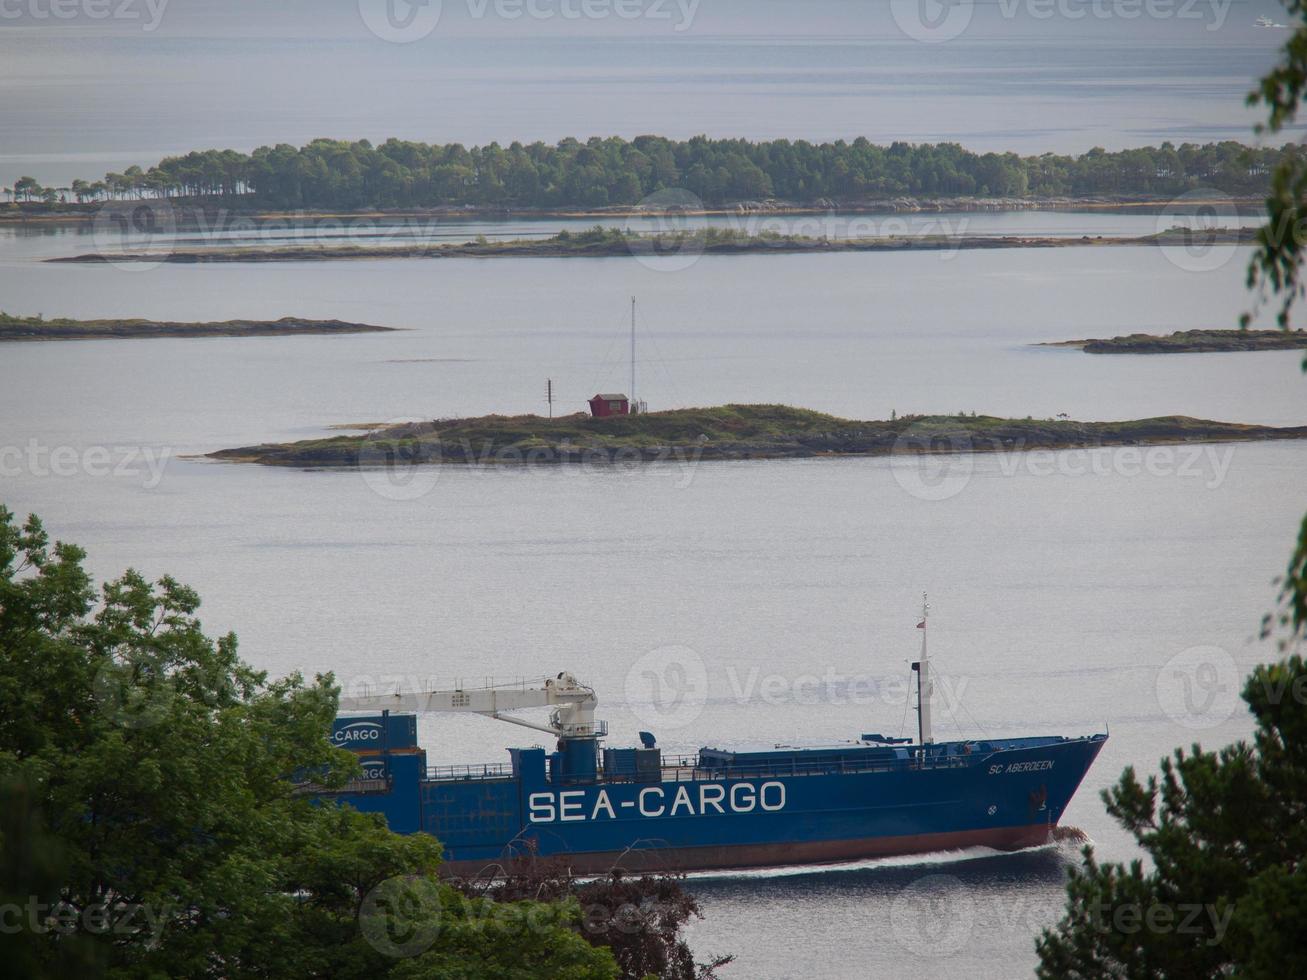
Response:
[321,601,1106,875]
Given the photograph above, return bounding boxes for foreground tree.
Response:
[0,506,617,979]
[1246,0,1307,645]
[1039,5,1307,975]
[467,863,733,980]
[1035,657,1307,977]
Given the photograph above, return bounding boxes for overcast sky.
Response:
[1,0,1297,186]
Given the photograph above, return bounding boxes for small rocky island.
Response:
[1045,328,1307,354]
[208,404,1307,467]
[49,226,1258,265]
[0,313,396,341]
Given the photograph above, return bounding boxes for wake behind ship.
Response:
[315,600,1106,875]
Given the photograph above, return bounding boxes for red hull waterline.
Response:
[440,822,1056,877]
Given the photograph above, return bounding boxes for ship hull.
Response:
[328,732,1107,877]
[439,822,1059,876]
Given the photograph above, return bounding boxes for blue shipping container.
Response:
[331,714,418,751]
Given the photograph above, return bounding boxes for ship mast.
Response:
[913,593,933,745]
[630,295,636,408]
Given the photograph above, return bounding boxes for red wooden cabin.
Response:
[588,393,630,417]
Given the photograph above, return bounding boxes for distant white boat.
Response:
[1256,15,1288,28]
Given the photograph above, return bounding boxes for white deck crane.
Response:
[336,672,603,740]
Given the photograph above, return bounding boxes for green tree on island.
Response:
[3,138,1294,212]
[1036,5,1307,975]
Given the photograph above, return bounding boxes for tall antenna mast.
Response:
[913,593,933,746]
[630,295,636,405]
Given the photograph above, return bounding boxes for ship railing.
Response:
[426,762,515,782]
[656,754,972,781]
[293,778,390,796]
[566,720,609,738]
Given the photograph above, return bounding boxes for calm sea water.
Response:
[1,232,1305,976]
[1,234,1303,427]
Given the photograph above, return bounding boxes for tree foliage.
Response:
[1244,0,1307,644]
[466,863,733,980]
[1036,658,1307,978]
[4,137,1292,210]
[1247,0,1307,332]
[0,506,617,979]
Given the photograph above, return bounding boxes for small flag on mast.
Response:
[916,620,926,629]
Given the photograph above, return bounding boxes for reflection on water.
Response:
[688,846,1076,979]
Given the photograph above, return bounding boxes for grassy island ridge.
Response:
[1043,328,1307,354]
[207,404,1307,467]
[50,225,1259,265]
[0,312,396,341]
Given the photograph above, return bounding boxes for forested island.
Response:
[50,225,1257,265]
[1046,328,1307,354]
[1,136,1288,212]
[0,312,395,341]
[208,405,1307,467]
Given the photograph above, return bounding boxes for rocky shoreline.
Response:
[1042,328,1307,354]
